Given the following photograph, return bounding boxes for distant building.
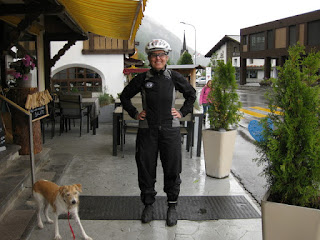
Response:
[240,9,320,85]
[205,35,276,82]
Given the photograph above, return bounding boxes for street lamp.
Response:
[180,21,197,65]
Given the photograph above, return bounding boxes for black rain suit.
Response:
[120,67,196,205]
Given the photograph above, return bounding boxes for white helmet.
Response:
[145,39,172,55]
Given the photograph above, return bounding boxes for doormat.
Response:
[72,195,260,220]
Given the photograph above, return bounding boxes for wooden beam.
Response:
[44,34,51,91]
[0,4,64,16]
[50,39,76,68]
[0,54,6,87]
[8,13,40,50]
[44,32,88,41]
[82,49,135,55]
[57,11,87,36]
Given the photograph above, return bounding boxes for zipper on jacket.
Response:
[158,73,162,127]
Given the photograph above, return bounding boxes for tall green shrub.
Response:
[255,44,320,207]
[207,60,242,131]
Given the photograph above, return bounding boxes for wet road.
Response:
[234,87,269,205]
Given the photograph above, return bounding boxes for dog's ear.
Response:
[58,186,66,195]
[75,184,82,192]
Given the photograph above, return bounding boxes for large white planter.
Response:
[262,200,320,240]
[202,129,237,178]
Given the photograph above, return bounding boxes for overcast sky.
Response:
[143,0,319,55]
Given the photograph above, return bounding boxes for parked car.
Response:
[196,77,207,86]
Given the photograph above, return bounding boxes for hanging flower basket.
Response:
[9,55,36,87]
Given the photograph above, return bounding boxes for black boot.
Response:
[141,205,154,223]
[166,203,178,226]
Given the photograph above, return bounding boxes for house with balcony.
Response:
[240,9,320,85]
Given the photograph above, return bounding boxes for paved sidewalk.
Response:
[27,122,262,240]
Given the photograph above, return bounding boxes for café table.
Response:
[56,96,100,135]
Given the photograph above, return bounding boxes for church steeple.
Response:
[181,30,188,55]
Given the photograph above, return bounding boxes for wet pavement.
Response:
[25,120,263,240]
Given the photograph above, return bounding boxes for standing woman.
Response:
[120,39,196,226]
[199,80,212,123]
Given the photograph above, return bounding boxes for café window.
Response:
[52,67,102,93]
[250,32,265,51]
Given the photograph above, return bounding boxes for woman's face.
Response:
[207,80,212,87]
[148,50,169,71]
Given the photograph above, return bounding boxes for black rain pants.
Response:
[135,127,182,206]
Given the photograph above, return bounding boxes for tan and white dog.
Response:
[33,180,92,240]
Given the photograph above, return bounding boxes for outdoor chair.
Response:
[41,95,60,143]
[58,93,90,137]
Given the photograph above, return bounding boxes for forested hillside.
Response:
[136,16,209,66]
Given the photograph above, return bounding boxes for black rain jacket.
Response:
[120,68,196,128]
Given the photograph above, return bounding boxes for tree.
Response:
[138,52,149,68]
[207,60,242,131]
[254,44,320,207]
[167,58,174,65]
[177,51,193,65]
[210,53,218,68]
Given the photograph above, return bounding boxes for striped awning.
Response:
[58,0,147,41]
[0,0,147,42]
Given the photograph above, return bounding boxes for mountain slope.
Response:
[136,16,209,66]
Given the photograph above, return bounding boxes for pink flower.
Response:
[23,58,31,67]
[23,74,29,81]
[24,55,31,61]
[24,55,31,66]
[10,55,36,82]
[13,72,22,78]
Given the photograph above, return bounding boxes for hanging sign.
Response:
[25,90,52,122]
[29,105,48,121]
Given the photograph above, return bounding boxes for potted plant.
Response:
[254,44,320,239]
[202,60,242,178]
